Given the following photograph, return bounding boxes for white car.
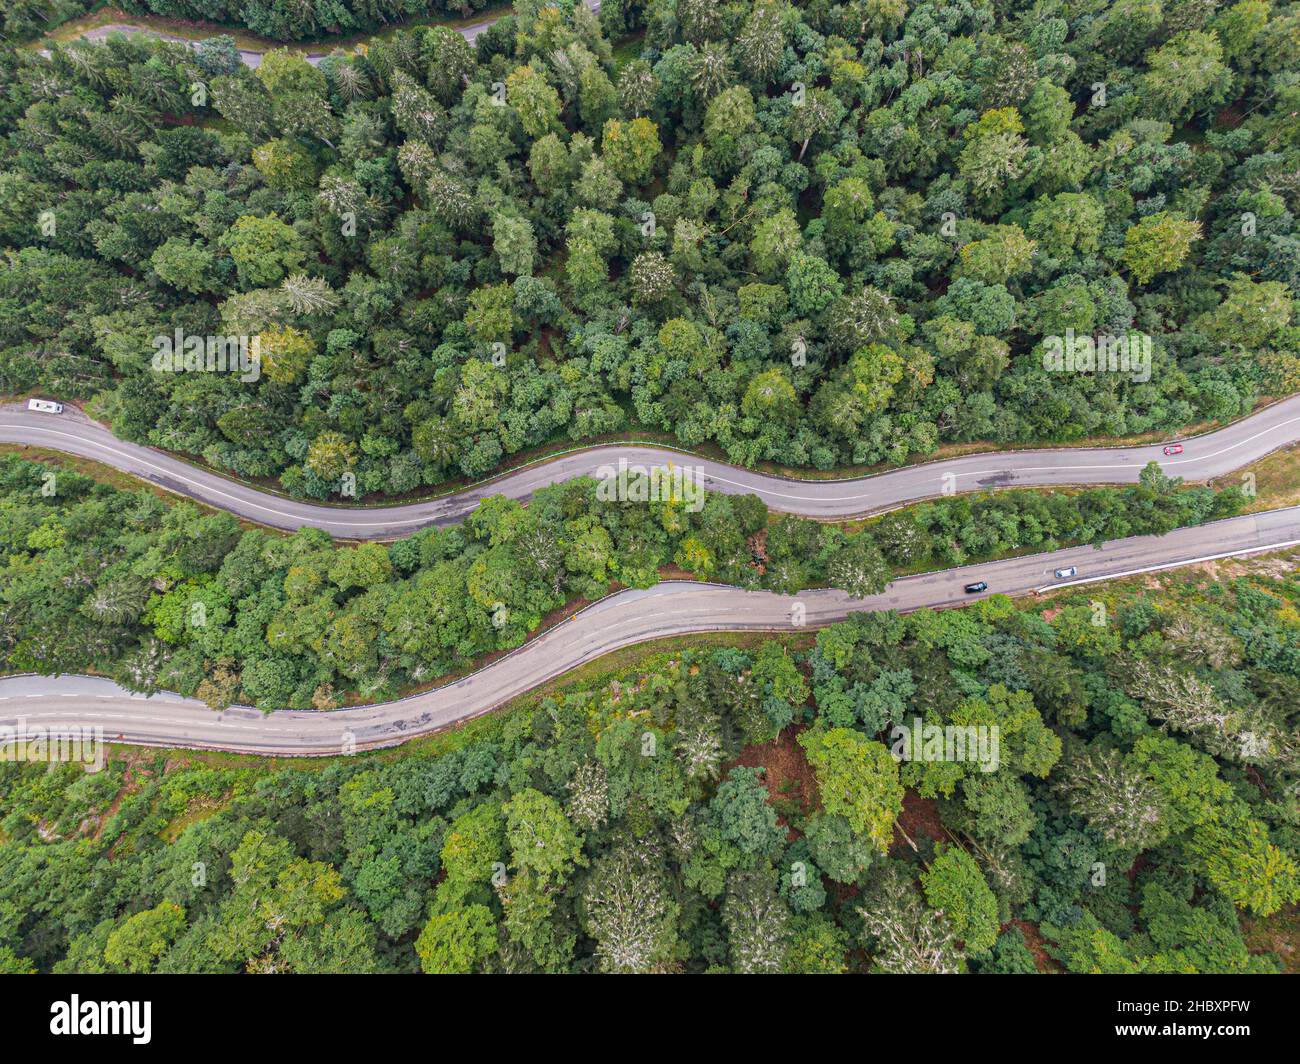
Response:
[1054,566,1078,579]
[27,398,63,414]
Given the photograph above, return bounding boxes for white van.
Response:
[27,398,63,414]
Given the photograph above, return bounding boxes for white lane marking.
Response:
[0,425,361,526]
[4,406,1300,524]
[12,522,1300,743]
[1036,536,1300,592]
[705,414,1300,503]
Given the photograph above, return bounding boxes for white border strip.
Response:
[1034,538,1300,593]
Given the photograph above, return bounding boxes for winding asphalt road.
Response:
[4,506,1300,755]
[79,14,499,67]
[72,2,600,67]
[17,15,1295,756]
[3,395,1300,538]
[3,396,1300,754]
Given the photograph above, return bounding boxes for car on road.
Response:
[27,398,62,414]
[1162,443,1184,456]
[964,581,988,594]
[1054,566,1078,579]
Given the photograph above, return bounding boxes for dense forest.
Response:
[0,453,1245,708]
[2,0,1297,500]
[2,0,1298,982]
[3,567,1298,973]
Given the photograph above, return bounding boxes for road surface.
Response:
[18,16,1295,756]
[3,506,1299,755]
[71,2,600,67]
[3,395,1299,538]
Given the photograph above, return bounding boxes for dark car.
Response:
[964,581,988,594]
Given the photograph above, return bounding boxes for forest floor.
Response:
[892,791,946,855]
[729,723,820,839]
[1009,920,1063,973]
[1243,906,1300,973]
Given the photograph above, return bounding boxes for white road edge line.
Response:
[1034,538,1300,593]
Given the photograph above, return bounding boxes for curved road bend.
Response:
[3,395,1300,538]
[72,2,602,67]
[3,505,1300,755]
[20,19,1299,754]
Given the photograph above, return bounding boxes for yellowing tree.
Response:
[1121,212,1202,285]
[799,727,904,852]
[305,431,357,481]
[506,64,561,139]
[257,324,315,384]
[600,117,662,185]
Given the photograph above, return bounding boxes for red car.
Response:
[1162,444,1184,456]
